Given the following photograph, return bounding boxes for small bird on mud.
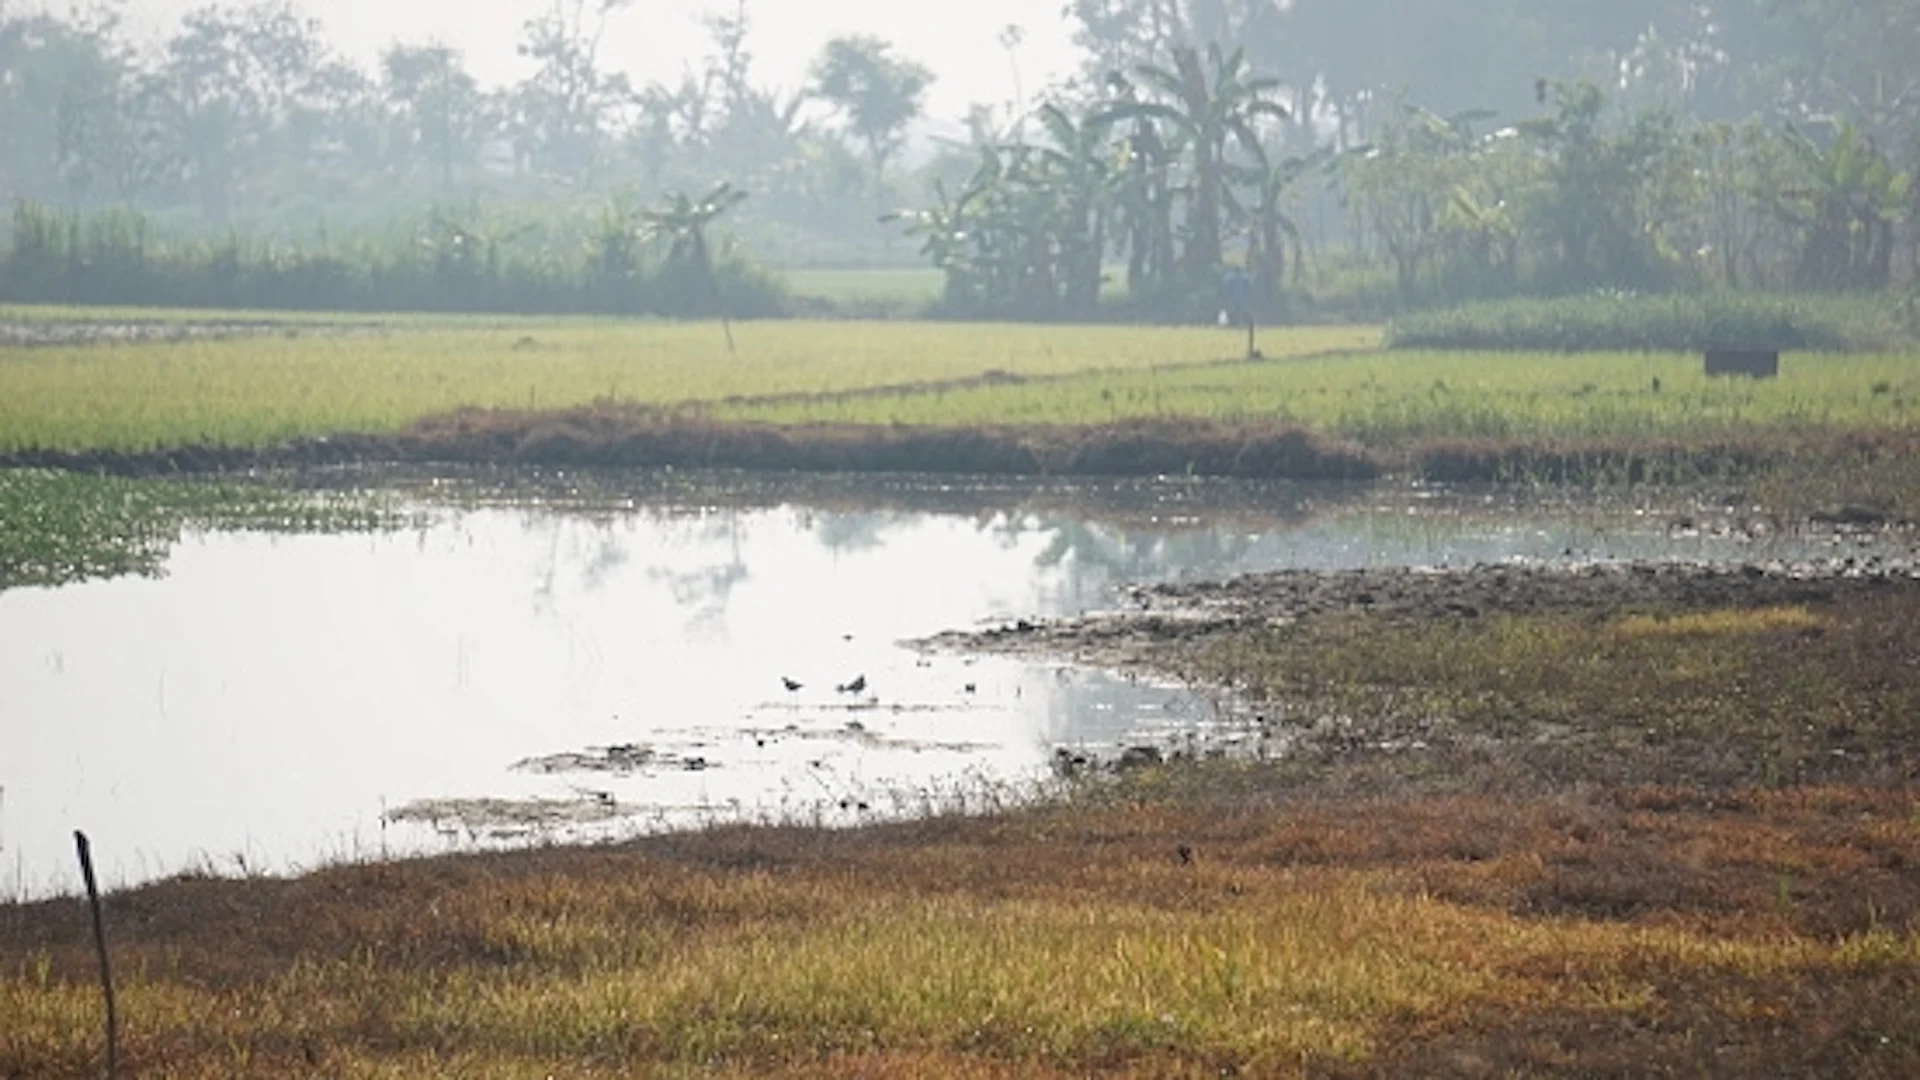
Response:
[781,676,803,692]
[837,674,868,694]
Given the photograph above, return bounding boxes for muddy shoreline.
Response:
[8,404,1920,491]
[934,555,1920,660]
[928,554,1920,796]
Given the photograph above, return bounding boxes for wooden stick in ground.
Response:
[73,830,118,1080]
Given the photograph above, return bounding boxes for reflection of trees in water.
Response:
[506,477,1373,628]
[523,512,641,605]
[983,512,1291,612]
[807,510,896,557]
[644,511,750,633]
[577,528,632,592]
[515,506,755,632]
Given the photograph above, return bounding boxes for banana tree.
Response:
[641,181,750,338]
[1032,102,1119,316]
[1097,44,1290,293]
[1776,122,1911,289]
[1437,185,1519,297]
[1227,144,1324,316]
[1100,70,1180,301]
[885,175,987,308]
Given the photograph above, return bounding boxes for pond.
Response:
[1,470,1896,898]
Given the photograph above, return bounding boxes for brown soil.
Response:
[933,557,1920,669]
[2,411,1384,481]
[930,556,1920,793]
[11,403,1920,490]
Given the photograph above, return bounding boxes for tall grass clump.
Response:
[1388,292,1911,353]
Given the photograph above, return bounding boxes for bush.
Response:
[1387,292,1911,352]
[0,201,791,318]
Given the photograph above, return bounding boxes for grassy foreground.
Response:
[6,788,1918,1077]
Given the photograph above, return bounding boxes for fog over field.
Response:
[1,0,1913,312]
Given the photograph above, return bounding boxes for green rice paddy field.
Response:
[1,312,1915,455]
[719,347,1920,445]
[0,317,1370,452]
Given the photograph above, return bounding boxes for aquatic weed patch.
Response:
[0,469,398,589]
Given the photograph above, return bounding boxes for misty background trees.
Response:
[0,0,1915,318]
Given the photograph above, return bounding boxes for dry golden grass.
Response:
[6,780,1920,1078]
[1612,604,1827,639]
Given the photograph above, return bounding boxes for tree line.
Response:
[0,1,932,254]
[1,0,1916,320]
[908,0,1918,319]
[916,62,1913,322]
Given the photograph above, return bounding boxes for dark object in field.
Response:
[1704,348,1779,379]
[837,674,867,694]
[781,676,803,692]
[74,830,119,1080]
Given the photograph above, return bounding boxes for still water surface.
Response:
[1,473,1885,898]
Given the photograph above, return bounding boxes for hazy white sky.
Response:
[110,0,1084,122]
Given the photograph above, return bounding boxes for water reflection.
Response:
[2,472,1901,899]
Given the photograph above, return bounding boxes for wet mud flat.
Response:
[939,552,1920,663]
[929,548,1920,793]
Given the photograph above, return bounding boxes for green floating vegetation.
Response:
[0,470,399,590]
[1387,292,1912,353]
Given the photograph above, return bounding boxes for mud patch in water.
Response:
[513,744,716,777]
